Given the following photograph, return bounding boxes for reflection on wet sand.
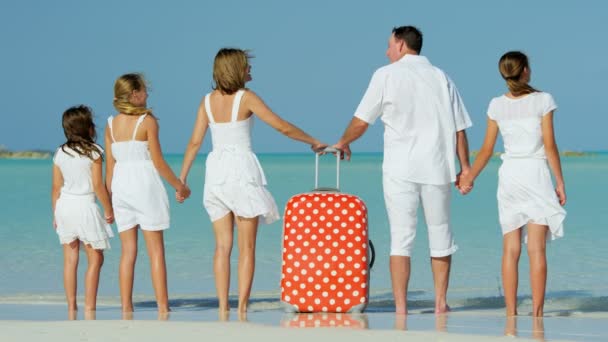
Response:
[394,314,407,330]
[504,316,545,341]
[281,312,369,329]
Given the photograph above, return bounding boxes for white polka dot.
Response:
[295,248,301,253]
[303,241,310,247]
[346,270,352,276]
[307,305,313,311]
[314,298,321,304]
[311,235,318,240]
[341,197,347,202]
[293,203,299,208]
[330,284,337,290]
[310,248,316,254]
[312,222,318,227]
[300,283,306,289]
[299,298,305,303]
[320,215,326,221]
[362,269,367,275]
[324,263,330,269]
[347,242,353,248]
[315,270,322,276]
[315,284,321,290]
[338,277,344,283]
[294,275,299,281]
[307,291,313,297]
[332,241,339,247]
[324,248,331,254]
[301,269,307,275]
[353,290,359,296]
[334,216,340,221]
[290,228,296,234]
[355,236,361,242]
[316,255,323,261]
[322,307,328,312]
[354,277,360,282]
[305,228,311,234]
[354,249,361,255]
[287,268,293,273]
[294,261,300,267]
[332,256,338,262]
[320,203,326,208]
[314,197,320,202]
[287,254,293,260]
[356,210,362,215]
[289,241,295,247]
[292,289,298,295]
[360,297,366,303]
[361,283,367,288]
[337,291,343,297]
[296,235,303,241]
[345,284,352,290]
[286,281,292,287]
[341,222,347,228]
[317,241,324,247]
[319,228,325,234]
[308,262,315,268]
[326,222,333,228]
[335,203,341,208]
[329,299,335,305]
[322,292,328,297]
[331,270,337,276]
[349,203,355,208]
[313,209,319,214]
[328,197,334,202]
[348,216,354,222]
[354,263,361,269]
[355,223,361,229]
[302,255,308,261]
[307,277,314,283]
[339,249,345,255]
[339,263,345,269]
[327,209,333,215]
[362,256,366,261]
[291,216,298,222]
[325,235,332,241]
[340,235,346,241]
[344,299,351,305]
[341,209,348,215]
[306,203,312,208]
[285,295,291,301]
[346,256,353,262]
[323,277,329,283]
[348,229,354,235]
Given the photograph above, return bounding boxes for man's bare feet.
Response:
[435,304,450,314]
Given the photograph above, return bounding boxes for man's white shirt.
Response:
[354,54,472,185]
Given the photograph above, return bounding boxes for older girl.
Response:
[459,51,566,317]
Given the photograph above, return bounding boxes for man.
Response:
[333,26,472,314]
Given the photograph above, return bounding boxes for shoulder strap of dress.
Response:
[230,90,245,122]
[107,116,116,142]
[204,94,215,124]
[132,114,147,140]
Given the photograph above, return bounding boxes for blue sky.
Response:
[1,0,606,153]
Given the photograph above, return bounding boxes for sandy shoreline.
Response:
[1,320,546,342]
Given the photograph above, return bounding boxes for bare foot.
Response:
[435,304,450,315]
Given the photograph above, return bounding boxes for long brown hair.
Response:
[499,51,539,96]
[213,48,252,94]
[113,73,154,116]
[60,105,103,160]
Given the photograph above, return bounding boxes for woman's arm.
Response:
[459,118,499,192]
[179,98,209,184]
[541,111,566,205]
[92,157,114,223]
[51,165,63,228]
[244,91,325,151]
[104,126,115,195]
[145,117,190,198]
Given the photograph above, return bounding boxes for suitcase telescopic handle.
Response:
[314,147,341,191]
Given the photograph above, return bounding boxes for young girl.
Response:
[105,73,190,313]
[459,51,567,317]
[179,48,326,313]
[51,105,114,314]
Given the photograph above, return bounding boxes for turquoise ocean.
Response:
[1,153,607,326]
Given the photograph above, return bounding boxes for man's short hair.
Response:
[392,26,423,53]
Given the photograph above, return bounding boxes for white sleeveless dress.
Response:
[203,90,279,224]
[488,92,566,242]
[107,114,170,232]
[53,145,113,249]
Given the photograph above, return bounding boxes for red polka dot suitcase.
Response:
[280,149,374,313]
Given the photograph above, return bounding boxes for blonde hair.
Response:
[113,73,153,116]
[60,105,103,161]
[213,48,252,94]
[499,51,538,96]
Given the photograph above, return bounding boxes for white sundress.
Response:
[488,92,566,241]
[53,145,113,249]
[203,90,279,224]
[108,114,170,232]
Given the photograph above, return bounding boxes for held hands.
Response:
[175,181,191,203]
[331,143,352,161]
[104,209,115,224]
[456,169,474,195]
[311,142,328,153]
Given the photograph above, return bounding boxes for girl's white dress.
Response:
[53,145,113,249]
[203,90,279,224]
[107,114,170,232]
[488,92,566,241]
